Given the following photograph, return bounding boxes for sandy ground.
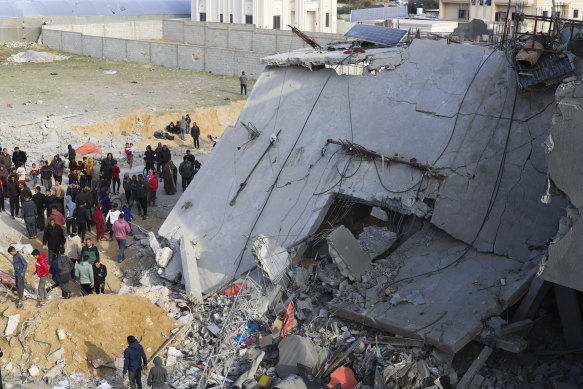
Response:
[0,43,252,149]
[0,43,247,383]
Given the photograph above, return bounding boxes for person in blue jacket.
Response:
[121,206,135,234]
[123,335,147,389]
[8,246,27,307]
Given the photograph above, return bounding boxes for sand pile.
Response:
[71,100,245,149]
[0,294,180,376]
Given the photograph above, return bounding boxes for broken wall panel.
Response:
[329,226,537,354]
[541,80,583,292]
[159,39,564,294]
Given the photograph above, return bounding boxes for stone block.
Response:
[4,314,19,336]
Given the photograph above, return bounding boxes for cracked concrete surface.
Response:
[159,39,565,296]
[540,79,583,292]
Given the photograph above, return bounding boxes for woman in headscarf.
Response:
[92,203,105,241]
[84,156,94,187]
[162,161,177,195]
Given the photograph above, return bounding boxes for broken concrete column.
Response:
[156,247,173,268]
[252,235,290,284]
[179,236,203,302]
[327,226,371,281]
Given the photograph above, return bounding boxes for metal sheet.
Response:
[344,24,407,46]
[350,6,408,22]
[0,0,190,18]
[516,51,575,91]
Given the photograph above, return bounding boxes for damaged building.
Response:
[152,19,583,389]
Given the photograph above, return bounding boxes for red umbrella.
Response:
[76,142,102,155]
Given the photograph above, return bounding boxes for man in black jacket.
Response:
[6,175,20,219]
[191,122,200,149]
[40,161,52,190]
[12,147,26,169]
[93,259,107,294]
[160,145,171,168]
[18,182,32,204]
[32,186,46,231]
[21,195,37,238]
[42,218,65,264]
[143,145,155,173]
[73,202,90,242]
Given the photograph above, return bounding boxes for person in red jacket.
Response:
[148,172,159,206]
[33,249,49,306]
[111,161,121,195]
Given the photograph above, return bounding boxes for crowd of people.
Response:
[3,142,202,308]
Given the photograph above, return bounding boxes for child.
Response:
[124,143,134,170]
[148,171,158,206]
[121,205,135,234]
[16,163,26,184]
[32,249,49,306]
[30,163,40,186]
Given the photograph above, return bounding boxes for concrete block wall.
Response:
[42,19,347,78]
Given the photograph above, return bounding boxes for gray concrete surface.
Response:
[540,78,583,292]
[158,39,565,294]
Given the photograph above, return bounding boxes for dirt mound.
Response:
[0,294,180,376]
[71,100,245,149]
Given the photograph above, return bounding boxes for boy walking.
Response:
[32,249,49,306]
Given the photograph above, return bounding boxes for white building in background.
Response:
[191,0,337,32]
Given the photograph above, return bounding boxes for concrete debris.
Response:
[370,207,388,222]
[179,236,203,302]
[327,226,372,281]
[8,50,71,63]
[4,314,19,336]
[156,247,173,268]
[252,235,291,284]
[276,335,329,378]
[358,226,398,260]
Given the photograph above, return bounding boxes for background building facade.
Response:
[191,0,337,32]
[440,0,582,26]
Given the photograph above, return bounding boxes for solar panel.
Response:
[344,24,408,46]
[350,6,408,22]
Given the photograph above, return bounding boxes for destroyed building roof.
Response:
[159,39,565,351]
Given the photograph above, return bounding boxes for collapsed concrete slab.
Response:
[275,335,329,378]
[159,39,564,294]
[540,79,583,292]
[327,226,372,281]
[252,235,290,284]
[330,226,536,354]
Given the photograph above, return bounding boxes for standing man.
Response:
[57,247,73,299]
[0,148,12,170]
[93,259,107,294]
[137,175,148,220]
[40,161,53,190]
[12,147,27,170]
[42,217,66,264]
[73,203,89,242]
[80,238,100,265]
[185,114,191,134]
[123,335,147,389]
[240,71,248,95]
[50,155,65,183]
[21,195,38,239]
[112,214,131,263]
[6,175,20,219]
[191,122,200,149]
[32,186,46,232]
[75,255,94,295]
[178,116,187,141]
[178,156,194,191]
[9,246,27,307]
